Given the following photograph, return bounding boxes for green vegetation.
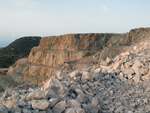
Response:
[0,36,41,68]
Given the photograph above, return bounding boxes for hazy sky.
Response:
[0,0,150,47]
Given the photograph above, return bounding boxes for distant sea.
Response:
[0,47,3,49]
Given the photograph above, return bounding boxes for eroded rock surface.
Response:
[0,35,150,112]
[4,28,150,89]
[0,27,150,112]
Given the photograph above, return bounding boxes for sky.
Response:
[0,0,150,47]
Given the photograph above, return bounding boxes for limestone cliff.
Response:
[4,27,150,91]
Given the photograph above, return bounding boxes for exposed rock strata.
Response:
[0,35,150,112]
[1,27,150,92]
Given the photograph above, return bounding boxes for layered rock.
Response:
[3,27,150,92]
[0,34,150,112]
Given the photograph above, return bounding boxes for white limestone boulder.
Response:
[31,100,50,110]
[0,104,9,113]
[52,101,66,113]
[70,70,80,78]
[26,89,45,101]
[43,76,68,97]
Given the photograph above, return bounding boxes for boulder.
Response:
[46,108,53,113]
[0,104,9,113]
[65,108,76,113]
[94,68,102,75]
[66,99,81,108]
[56,71,67,81]
[76,93,89,103]
[49,98,58,108]
[43,77,69,97]
[22,109,31,113]
[145,105,150,112]
[70,70,80,78]
[31,100,50,110]
[81,72,92,81]
[26,89,45,101]
[131,62,141,77]
[82,104,99,113]
[75,108,86,113]
[132,75,140,82]
[52,101,66,113]
[9,104,21,113]
[112,61,122,70]
[140,67,148,75]
[91,97,99,106]
[17,101,27,107]
[122,68,134,75]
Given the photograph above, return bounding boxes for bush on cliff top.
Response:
[0,36,41,68]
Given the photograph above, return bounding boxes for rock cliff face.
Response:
[4,27,150,91]
[0,33,150,112]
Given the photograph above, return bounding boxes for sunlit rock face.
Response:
[5,27,150,89]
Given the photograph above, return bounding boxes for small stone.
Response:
[132,75,140,82]
[130,103,136,108]
[106,57,112,63]
[10,104,21,113]
[66,99,81,108]
[133,60,141,67]
[56,71,67,81]
[112,61,122,70]
[0,104,9,113]
[46,108,53,113]
[31,109,39,113]
[28,88,34,92]
[65,108,76,113]
[71,92,76,98]
[100,60,108,66]
[43,76,68,97]
[122,68,134,75]
[119,72,124,78]
[127,74,133,79]
[22,109,32,113]
[17,101,27,107]
[142,74,150,81]
[32,100,50,110]
[75,108,86,113]
[102,68,108,75]
[145,105,150,112]
[94,68,102,74]
[131,63,141,77]
[109,108,114,112]
[140,67,148,75]
[52,101,66,113]
[114,108,123,113]
[26,89,45,101]
[49,98,58,108]
[70,70,80,78]
[125,52,130,56]
[82,72,91,81]
[74,88,83,95]
[134,46,137,50]
[128,111,133,113]
[140,42,144,45]
[76,93,89,103]
[85,104,99,113]
[91,97,99,106]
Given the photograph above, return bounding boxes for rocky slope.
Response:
[0,31,150,113]
[5,27,150,87]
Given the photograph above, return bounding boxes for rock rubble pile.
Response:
[0,38,150,113]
